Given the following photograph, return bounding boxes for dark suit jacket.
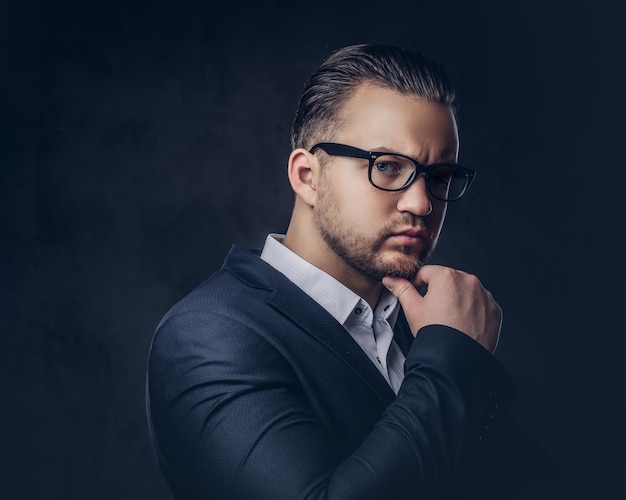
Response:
[146,246,586,499]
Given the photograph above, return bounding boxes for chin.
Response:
[382,265,421,281]
[375,252,424,281]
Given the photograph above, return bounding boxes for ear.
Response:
[287,148,320,207]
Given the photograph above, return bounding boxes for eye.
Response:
[370,155,415,190]
[429,166,454,185]
[373,161,402,174]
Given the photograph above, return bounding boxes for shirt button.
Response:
[355,307,362,315]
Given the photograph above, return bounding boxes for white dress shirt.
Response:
[260,234,406,393]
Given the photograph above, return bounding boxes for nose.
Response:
[395,174,432,216]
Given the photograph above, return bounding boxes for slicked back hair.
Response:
[290,44,456,151]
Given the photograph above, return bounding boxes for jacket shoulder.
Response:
[159,245,277,323]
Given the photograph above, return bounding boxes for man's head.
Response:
[284,44,463,289]
[291,44,456,151]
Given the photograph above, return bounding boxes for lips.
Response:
[391,228,427,238]
[387,228,429,248]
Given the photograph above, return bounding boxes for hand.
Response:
[383,266,502,353]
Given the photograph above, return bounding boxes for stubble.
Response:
[314,180,434,281]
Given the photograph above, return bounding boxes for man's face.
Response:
[313,83,459,281]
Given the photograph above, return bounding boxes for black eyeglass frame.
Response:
[309,142,476,202]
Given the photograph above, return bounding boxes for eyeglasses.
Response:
[309,142,476,202]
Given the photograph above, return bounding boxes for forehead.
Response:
[336,83,459,160]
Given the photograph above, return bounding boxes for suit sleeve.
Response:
[147,311,515,500]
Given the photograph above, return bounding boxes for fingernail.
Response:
[382,277,397,290]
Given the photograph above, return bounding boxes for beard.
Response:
[314,183,435,281]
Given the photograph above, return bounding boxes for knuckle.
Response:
[439,267,457,280]
[467,273,481,287]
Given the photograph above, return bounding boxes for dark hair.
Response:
[290,44,456,150]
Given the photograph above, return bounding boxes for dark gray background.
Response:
[2,0,624,498]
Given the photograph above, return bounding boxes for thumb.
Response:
[382,276,422,308]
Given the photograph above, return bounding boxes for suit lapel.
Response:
[225,246,397,406]
[393,309,414,356]
[268,278,396,406]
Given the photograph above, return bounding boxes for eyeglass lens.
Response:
[371,155,468,200]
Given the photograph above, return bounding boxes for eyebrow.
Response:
[367,146,458,166]
[368,146,395,153]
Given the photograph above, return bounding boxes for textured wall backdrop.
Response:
[1,0,624,498]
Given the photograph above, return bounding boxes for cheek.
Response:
[343,192,392,228]
[329,181,380,219]
[321,172,403,230]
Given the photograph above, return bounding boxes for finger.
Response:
[412,264,441,290]
[382,276,423,309]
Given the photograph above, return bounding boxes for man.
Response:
[147,44,584,499]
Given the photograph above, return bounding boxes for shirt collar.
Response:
[260,234,399,327]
